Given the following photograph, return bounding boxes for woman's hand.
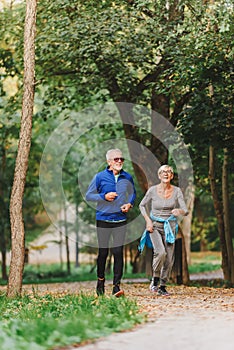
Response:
[172,208,184,217]
[146,219,154,233]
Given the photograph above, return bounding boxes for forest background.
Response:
[0,0,233,285]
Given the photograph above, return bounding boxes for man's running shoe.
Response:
[157,286,170,296]
[112,284,124,297]
[96,278,105,296]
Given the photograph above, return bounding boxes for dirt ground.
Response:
[6,278,231,319]
[1,279,234,350]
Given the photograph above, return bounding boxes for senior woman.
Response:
[139,164,188,296]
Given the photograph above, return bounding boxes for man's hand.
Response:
[105,192,118,201]
[120,203,132,213]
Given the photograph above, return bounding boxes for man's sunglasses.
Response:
[112,157,125,162]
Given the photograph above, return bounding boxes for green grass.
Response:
[188,251,221,274]
[190,251,221,262]
[0,291,144,350]
[188,262,221,274]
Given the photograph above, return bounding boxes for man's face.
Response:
[108,152,125,173]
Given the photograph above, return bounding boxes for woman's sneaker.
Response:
[157,286,170,296]
[149,279,158,292]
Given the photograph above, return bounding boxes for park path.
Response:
[70,280,234,350]
[1,277,233,350]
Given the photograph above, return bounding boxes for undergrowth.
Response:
[0,291,144,350]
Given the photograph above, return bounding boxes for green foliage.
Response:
[177,1,234,177]
[188,251,221,274]
[191,217,219,251]
[34,0,234,203]
[0,292,143,349]
[188,263,221,274]
[191,191,220,251]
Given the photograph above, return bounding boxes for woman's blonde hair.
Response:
[158,164,174,177]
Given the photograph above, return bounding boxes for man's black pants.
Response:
[96,220,127,286]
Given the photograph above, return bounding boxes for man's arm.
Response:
[127,176,136,206]
[85,175,106,202]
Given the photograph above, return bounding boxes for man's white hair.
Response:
[106,149,122,161]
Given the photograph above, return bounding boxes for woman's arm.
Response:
[139,188,154,232]
[172,187,189,217]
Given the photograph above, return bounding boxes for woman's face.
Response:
[158,168,174,183]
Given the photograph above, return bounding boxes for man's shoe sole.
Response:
[113,290,124,297]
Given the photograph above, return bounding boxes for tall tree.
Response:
[179,0,234,282]
[7,0,37,297]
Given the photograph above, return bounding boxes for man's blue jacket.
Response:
[85,167,136,222]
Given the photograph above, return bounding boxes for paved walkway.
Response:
[76,310,234,350]
[73,279,234,350]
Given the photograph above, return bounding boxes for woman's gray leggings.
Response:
[150,227,175,286]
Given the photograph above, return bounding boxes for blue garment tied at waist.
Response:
[138,213,178,253]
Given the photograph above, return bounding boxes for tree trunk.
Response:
[209,146,229,280]
[7,0,37,297]
[171,228,190,285]
[181,231,190,285]
[222,149,234,283]
[0,147,8,280]
[196,197,208,252]
[180,182,195,265]
[58,205,64,269]
[145,246,153,277]
[63,203,71,275]
[75,203,79,268]
[1,251,7,280]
